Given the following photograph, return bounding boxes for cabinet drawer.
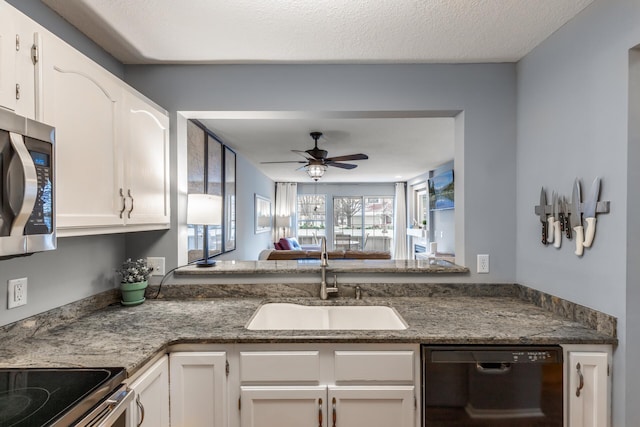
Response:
[240,351,320,383]
[334,351,414,382]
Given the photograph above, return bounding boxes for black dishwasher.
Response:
[422,345,563,426]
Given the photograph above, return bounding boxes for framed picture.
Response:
[255,194,272,233]
[428,170,454,210]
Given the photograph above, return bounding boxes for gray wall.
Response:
[516,0,640,424]
[0,1,126,327]
[124,63,518,282]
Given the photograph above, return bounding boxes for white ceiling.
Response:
[42,0,594,65]
[40,0,594,183]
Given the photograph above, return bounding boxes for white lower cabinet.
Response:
[240,386,326,427]
[127,356,169,427]
[238,345,418,427]
[567,350,610,427]
[170,351,228,427]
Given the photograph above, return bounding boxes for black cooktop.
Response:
[0,367,125,427]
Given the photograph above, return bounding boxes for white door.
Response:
[568,352,609,427]
[240,386,326,427]
[121,90,170,226]
[41,34,124,231]
[328,386,415,427]
[128,356,170,427]
[170,352,228,427]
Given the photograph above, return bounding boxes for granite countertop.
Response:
[175,259,470,275]
[0,295,615,377]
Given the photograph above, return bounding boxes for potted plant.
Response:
[117,258,153,306]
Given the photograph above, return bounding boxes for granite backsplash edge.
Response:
[0,283,617,343]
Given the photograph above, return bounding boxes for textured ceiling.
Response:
[42,0,594,64]
[39,0,594,183]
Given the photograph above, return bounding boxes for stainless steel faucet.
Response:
[319,236,338,299]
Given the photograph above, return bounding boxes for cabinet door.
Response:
[328,386,415,427]
[568,352,609,427]
[170,352,227,427]
[0,1,16,112]
[14,13,40,120]
[41,34,124,231]
[121,90,170,226]
[240,386,326,427]
[128,356,169,427]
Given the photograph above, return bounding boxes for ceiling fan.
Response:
[261,132,369,181]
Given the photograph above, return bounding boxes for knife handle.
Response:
[573,225,584,256]
[583,217,597,248]
[547,216,555,243]
[559,213,565,232]
[541,222,547,245]
[553,220,562,248]
[565,216,572,239]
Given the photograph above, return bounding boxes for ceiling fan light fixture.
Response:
[307,164,327,181]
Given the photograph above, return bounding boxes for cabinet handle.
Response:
[136,394,145,426]
[576,362,584,397]
[318,398,323,427]
[332,397,337,427]
[127,189,134,219]
[15,83,20,100]
[119,188,127,218]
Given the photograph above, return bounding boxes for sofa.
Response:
[259,249,391,261]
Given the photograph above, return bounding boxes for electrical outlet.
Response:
[7,278,27,309]
[147,257,166,276]
[477,254,489,274]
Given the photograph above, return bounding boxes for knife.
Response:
[562,196,572,239]
[571,179,584,256]
[553,193,562,248]
[539,187,548,245]
[582,176,601,248]
[547,192,556,244]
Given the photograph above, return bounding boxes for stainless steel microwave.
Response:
[0,108,55,258]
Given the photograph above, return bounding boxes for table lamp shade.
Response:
[187,194,222,225]
[275,215,292,228]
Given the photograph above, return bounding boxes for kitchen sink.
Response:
[245,303,408,330]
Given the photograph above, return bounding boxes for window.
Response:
[186,120,236,261]
[333,196,394,251]
[296,195,326,245]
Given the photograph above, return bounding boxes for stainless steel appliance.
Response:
[0,367,132,426]
[0,108,55,258]
[422,345,563,426]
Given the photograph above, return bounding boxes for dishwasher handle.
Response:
[475,362,512,374]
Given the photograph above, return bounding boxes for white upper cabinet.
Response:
[1,1,40,119]
[34,16,170,236]
[42,33,125,232]
[0,1,17,112]
[121,89,170,226]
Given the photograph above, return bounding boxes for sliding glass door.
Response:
[333,196,393,251]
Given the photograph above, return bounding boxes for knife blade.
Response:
[553,193,562,248]
[570,179,584,256]
[582,176,601,248]
[539,187,548,245]
[562,196,572,239]
[547,192,556,244]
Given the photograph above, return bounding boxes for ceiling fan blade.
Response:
[326,161,358,170]
[260,160,307,164]
[325,153,368,162]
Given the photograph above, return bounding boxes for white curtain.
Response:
[274,182,298,241]
[393,182,408,259]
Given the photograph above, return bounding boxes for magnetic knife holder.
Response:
[534,201,610,216]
